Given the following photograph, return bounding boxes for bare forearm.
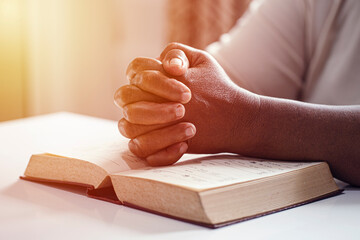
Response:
[116,43,360,180]
[231,96,360,186]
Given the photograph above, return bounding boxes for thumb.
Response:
[162,49,189,77]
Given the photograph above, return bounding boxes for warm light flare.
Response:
[0,0,167,121]
[0,0,20,21]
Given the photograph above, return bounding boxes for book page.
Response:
[115,155,320,190]
[24,113,147,173]
[48,139,148,174]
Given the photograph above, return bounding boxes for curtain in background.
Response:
[0,0,26,121]
[167,0,251,49]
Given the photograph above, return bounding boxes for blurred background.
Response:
[0,0,250,122]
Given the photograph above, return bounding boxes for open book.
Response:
[22,137,340,228]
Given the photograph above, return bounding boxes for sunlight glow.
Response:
[0,0,20,21]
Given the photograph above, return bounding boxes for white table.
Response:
[0,112,359,240]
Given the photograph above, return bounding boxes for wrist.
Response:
[224,88,262,155]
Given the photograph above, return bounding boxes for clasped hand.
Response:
[114,43,260,166]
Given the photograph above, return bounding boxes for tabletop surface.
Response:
[0,112,359,240]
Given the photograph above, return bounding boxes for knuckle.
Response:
[133,70,161,88]
[136,71,149,83]
[114,85,131,107]
[123,104,143,124]
[118,119,135,138]
[166,42,181,49]
[126,57,144,79]
[128,57,143,69]
[122,105,132,121]
[127,57,161,80]
[167,48,182,57]
[117,119,127,137]
[132,138,148,158]
[142,70,159,82]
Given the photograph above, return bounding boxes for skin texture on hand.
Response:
[156,43,262,154]
[115,43,360,186]
[114,43,261,166]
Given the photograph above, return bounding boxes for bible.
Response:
[22,137,340,228]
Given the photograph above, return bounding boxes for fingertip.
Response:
[185,122,196,136]
[178,142,189,155]
[118,118,127,136]
[175,104,186,119]
[113,86,126,108]
[169,58,183,68]
[164,58,187,76]
[173,141,188,155]
[128,139,137,153]
[146,142,188,166]
[128,138,146,158]
[163,49,189,77]
[181,91,192,104]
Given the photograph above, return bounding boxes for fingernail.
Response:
[179,143,188,154]
[169,58,182,68]
[181,92,191,103]
[175,105,185,118]
[185,126,195,137]
[128,139,139,152]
